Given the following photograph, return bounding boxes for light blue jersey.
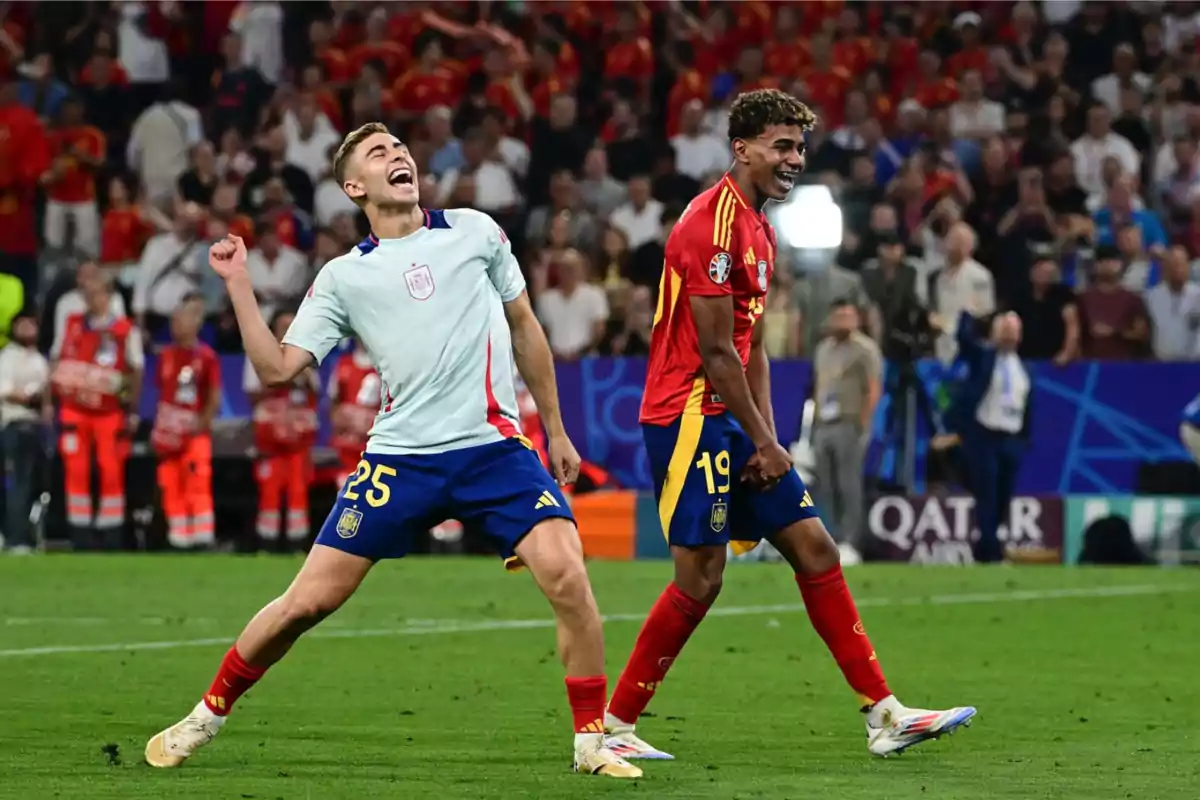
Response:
[283,208,526,455]
[1184,393,1200,427]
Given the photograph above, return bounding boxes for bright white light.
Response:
[769,185,843,250]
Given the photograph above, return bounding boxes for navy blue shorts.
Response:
[315,438,574,562]
[642,412,818,548]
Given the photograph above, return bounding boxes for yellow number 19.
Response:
[696,450,731,494]
[343,461,397,508]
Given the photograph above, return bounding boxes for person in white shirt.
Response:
[930,222,996,363]
[1090,43,1152,117]
[245,221,310,321]
[535,248,609,360]
[117,2,169,91]
[230,1,284,85]
[949,70,1006,140]
[436,129,521,213]
[0,310,50,552]
[52,261,129,358]
[608,176,663,250]
[313,143,361,227]
[1145,245,1200,360]
[1070,102,1141,198]
[127,93,205,208]
[951,309,1030,563]
[481,107,530,180]
[670,99,729,181]
[132,204,210,332]
[285,97,341,183]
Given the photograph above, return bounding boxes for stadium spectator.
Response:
[51,260,128,357]
[284,95,342,184]
[526,169,597,253]
[125,80,203,208]
[245,221,308,323]
[793,262,869,357]
[17,53,69,121]
[0,309,49,553]
[670,99,727,182]
[1145,245,1200,360]
[42,95,104,258]
[1078,245,1151,360]
[210,33,272,139]
[597,284,652,357]
[176,141,219,207]
[527,93,589,206]
[1094,172,1168,252]
[930,222,996,363]
[1091,43,1151,116]
[1012,251,1080,364]
[480,106,530,181]
[578,147,627,219]
[131,203,208,336]
[949,70,1005,141]
[861,231,924,344]
[535,248,608,361]
[313,145,359,228]
[229,1,285,86]
[1114,224,1158,291]
[214,127,256,186]
[435,128,521,215]
[240,125,314,216]
[812,298,881,566]
[0,78,50,294]
[424,105,462,178]
[609,175,663,251]
[1071,102,1140,200]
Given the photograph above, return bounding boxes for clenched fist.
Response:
[209,234,248,281]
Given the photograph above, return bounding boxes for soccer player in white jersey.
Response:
[144,122,642,779]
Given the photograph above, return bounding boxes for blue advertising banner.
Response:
[141,355,1195,495]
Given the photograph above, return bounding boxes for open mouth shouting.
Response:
[774,167,799,193]
[387,166,414,186]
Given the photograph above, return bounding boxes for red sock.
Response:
[796,565,891,707]
[203,646,269,716]
[607,583,711,724]
[565,676,607,733]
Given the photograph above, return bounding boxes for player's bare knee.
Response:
[276,590,343,630]
[540,558,593,611]
[774,519,840,575]
[672,547,725,605]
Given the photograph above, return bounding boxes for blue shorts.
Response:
[643,412,818,548]
[315,438,574,562]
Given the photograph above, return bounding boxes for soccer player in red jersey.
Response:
[604,90,976,760]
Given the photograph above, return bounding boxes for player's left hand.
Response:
[547,433,581,487]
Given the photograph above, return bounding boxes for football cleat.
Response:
[144,701,225,768]
[573,742,644,778]
[867,704,976,757]
[603,726,675,760]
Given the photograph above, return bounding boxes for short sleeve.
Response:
[675,206,735,297]
[485,218,526,303]
[282,263,352,366]
[862,338,884,380]
[124,327,145,371]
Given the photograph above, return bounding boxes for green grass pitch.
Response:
[1,556,1197,800]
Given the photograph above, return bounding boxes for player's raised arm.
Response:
[209,235,320,387]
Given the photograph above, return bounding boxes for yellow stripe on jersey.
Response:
[712,187,738,251]
[652,266,682,329]
[657,376,708,542]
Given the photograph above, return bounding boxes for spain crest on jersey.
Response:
[708,252,732,285]
[710,500,728,533]
[336,507,363,538]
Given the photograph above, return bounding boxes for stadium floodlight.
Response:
[767,184,843,251]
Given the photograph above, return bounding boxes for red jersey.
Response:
[152,343,221,455]
[253,374,319,456]
[0,102,51,255]
[393,68,458,115]
[640,175,774,425]
[347,41,408,83]
[329,351,380,464]
[604,38,654,82]
[100,207,154,265]
[52,314,141,414]
[46,126,106,204]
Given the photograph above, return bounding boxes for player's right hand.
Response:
[209,234,248,281]
[743,440,793,489]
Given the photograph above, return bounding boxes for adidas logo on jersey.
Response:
[534,491,560,510]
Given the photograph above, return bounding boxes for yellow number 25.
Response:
[343,461,397,508]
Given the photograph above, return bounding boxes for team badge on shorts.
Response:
[708,252,732,284]
[404,265,435,300]
[336,507,363,538]
[757,260,769,291]
[710,500,728,532]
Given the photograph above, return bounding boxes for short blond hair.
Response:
[333,121,390,189]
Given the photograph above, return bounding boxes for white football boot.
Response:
[866,696,976,756]
[603,724,676,760]
[144,701,225,768]
[572,737,644,778]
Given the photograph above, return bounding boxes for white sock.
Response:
[604,710,634,731]
[574,732,603,751]
[865,694,903,727]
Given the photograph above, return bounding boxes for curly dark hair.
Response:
[726,89,817,143]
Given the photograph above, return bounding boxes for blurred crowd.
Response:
[1,0,1200,366]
